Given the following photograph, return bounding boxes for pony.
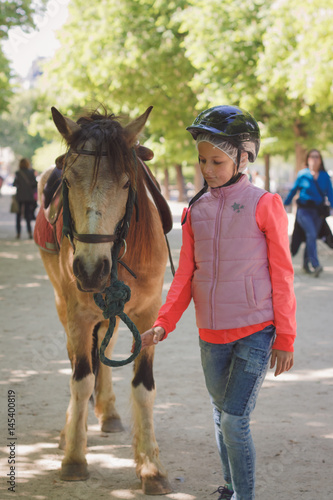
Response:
[37,106,171,494]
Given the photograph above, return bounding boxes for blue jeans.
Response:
[199,325,276,500]
[296,207,322,268]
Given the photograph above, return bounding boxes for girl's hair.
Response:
[305,149,326,171]
[19,158,31,170]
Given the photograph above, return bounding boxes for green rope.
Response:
[93,279,141,367]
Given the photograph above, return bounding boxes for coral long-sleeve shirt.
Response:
[154,192,296,352]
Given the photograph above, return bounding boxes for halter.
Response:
[62,146,142,367]
[62,148,135,249]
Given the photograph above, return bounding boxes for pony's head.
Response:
[51,106,152,293]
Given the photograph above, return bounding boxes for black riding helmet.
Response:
[186,105,260,163]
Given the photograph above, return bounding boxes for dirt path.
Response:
[1,190,333,500]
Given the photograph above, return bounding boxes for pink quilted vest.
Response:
[190,174,274,330]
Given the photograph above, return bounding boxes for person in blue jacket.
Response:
[284,149,333,276]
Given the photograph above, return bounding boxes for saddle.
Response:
[42,145,173,235]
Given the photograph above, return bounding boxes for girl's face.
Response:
[198,141,236,187]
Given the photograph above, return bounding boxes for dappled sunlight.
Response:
[306,421,326,428]
[25,253,40,261]
[86,452,135,469]
[0,251,19,259]
[265,367,333,383]
[16,282,41,288]
[167,494,196,500]
[1,368,38,384]
[58,368,72,375]
[11,442,59,456]
[155,402,184,410]
[106,491,196,499]
[111,491,136,499]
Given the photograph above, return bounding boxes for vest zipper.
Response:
[210,194,224,328]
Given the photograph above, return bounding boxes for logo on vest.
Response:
[231,202,245,213]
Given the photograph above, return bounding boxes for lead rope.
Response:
[93,258,142,367]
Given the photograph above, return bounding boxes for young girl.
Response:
[140,105,296,500]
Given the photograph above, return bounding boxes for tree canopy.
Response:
[0,89,45,159]
[16,0,333,171]
[0,0,47,110]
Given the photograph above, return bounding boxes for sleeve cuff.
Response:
[152,320,171,341]
[272,333,296,352]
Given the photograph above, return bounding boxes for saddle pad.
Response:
[34,206,63,254]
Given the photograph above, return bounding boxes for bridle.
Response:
[62,147,137,276]
[61,145,143,366]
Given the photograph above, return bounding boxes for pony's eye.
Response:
[123,180,130,189]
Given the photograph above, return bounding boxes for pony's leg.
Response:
[60,315,95,481]
[131,346,172,495]
[94,320,124,433]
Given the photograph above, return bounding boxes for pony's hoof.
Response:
[142,475,172,495]
[101,417,124,433]
[60,463,89,481]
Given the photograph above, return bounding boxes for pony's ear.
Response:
[124,106,153,146]
[51,107,81,140]
[136,144,154,161]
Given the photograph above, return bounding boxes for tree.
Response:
[33,0,199,198]
[177,0,333,173]
[256,0,333,168]
[0,90,46,161]
[0,0,46,110]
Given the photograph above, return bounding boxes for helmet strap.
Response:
[236,149,242,170]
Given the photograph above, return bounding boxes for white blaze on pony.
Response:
[37,106,171,494]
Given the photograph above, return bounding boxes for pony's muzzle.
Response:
[73,256,111,292]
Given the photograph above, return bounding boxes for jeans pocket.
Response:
[244,347,267,375]
[222,348,269,416]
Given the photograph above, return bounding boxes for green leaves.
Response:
[0,0,47,111]
[16,0,333,169]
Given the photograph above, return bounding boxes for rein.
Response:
[62,147,141,367]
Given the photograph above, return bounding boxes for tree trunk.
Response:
[293,120,307,172]
[194,162,204,193]
[264,153,270,192]
[175,163,187,202]
[295,143,307,172]
[163,168,170,200]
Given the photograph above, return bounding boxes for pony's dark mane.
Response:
[67,110,136,187]
[66,109,155,267]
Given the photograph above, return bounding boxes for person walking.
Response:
[139,105,296,500]
[284,149,333,277]
[13,158,37,239]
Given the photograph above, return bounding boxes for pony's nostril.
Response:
[100,259,110,279]
[73,257,82,278]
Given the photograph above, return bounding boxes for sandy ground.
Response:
[0,188,333,500]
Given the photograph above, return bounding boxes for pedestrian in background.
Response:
[139,105,296,500]
[13,158,37,239]
[284,149,333,277]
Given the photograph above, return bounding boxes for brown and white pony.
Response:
[37,106,171,494]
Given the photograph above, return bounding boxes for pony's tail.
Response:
[89,322,101,406]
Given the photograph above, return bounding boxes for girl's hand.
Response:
[270,349,294,377]
[140,326,166,350]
